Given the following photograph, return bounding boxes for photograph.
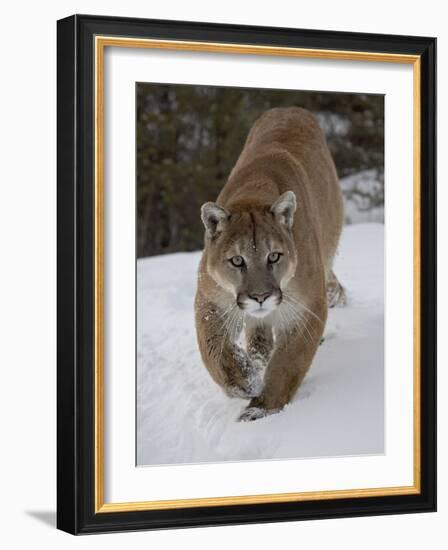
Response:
[136,83,385,466]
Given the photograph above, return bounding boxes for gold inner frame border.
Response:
[94,35,421,513]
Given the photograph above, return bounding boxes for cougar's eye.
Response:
[268,252,281,264]
[230,255,245,267]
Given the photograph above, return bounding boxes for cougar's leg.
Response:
[195,300,265,399]
[238,299,327,421]
[243,323,274,397]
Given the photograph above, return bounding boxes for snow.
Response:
[341,170,384,224]
[137,224,384,466]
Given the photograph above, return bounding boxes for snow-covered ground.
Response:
[137,224,384,466]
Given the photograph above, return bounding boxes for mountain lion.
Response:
[195,107,345,421]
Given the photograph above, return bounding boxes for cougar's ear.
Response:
[270,191,297,229]
[201,202,229,237]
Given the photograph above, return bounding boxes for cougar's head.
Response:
[201,191,297,318]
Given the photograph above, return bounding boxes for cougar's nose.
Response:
[248,292,271,305]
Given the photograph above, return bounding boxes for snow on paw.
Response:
[244,359,266,397]
[237,406,279,422]
[226,385,254,399]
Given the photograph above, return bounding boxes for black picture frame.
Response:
[57,14,436,534]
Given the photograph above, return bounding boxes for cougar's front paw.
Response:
[237,405,280,422]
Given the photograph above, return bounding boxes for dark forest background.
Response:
[137,83,384,258]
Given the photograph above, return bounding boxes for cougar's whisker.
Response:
[283,294,324,324]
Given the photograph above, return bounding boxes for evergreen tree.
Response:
[137,83,384,257]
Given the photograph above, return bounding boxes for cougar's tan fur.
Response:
[195,107,345,421]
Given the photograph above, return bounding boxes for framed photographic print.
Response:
[57,14,436,534]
